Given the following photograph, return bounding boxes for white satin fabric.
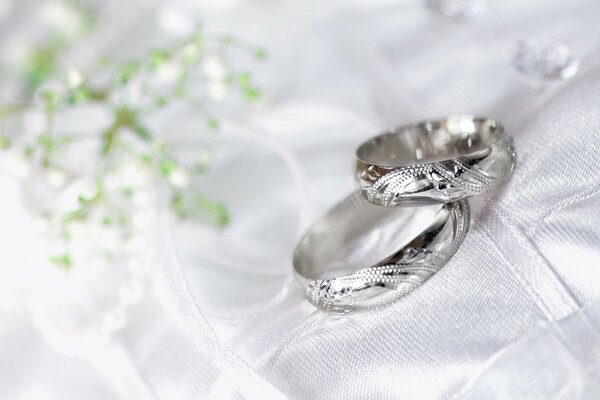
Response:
[2,0,600,399]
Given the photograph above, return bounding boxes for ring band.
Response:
[356,116,515,207]
[293,192,470,313]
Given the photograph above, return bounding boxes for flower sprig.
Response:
[0,3,264,270]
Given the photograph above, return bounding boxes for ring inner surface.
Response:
[294,193,444,281]
[356,116,501,167]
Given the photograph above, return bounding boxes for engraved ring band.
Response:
[293,194,470,313]
[293,116,515,313]
[356,116,515,207]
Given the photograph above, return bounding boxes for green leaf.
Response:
[114,107,138,126]
[133,125,152,142]
[154,96,168,107]
[158,158,178,176]
[38,134,54,152]
[121,186,134,198]
[39,87,60,106]
[170,191,186,217]
[236,72,251,88]
[182,43,201,64]
[206,118,219,131]
[148,50,169,71]
[66,86,92,104]
[63,208,89,224]
[23,145,34,159]
[101,126,118,155]
[140,153,153,164]
[244,87,262,102]
[118,61,141,85]
[152,138,169,153]
[49,253,72,270]
[196,194,229,227]
[254,48,267,60]
[0,137,11,149]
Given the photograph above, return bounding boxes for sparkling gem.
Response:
[511,40,579,84]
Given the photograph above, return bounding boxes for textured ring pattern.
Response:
[356,116,516,207]
[294,196,470,313]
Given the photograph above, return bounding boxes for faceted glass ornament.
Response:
[425,0,486,20]
[511,40,579,85]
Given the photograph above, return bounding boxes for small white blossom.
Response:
[202,54,229,80]
[46,168,67,189]
[156,61,181,85]
[197,149,213,167]
[67,68,83,88]
[207,81,229,101]
[169,167,190,188]
[119,161,152,189]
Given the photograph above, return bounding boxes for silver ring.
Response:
[293,193,470,313]
[356,115,516,207]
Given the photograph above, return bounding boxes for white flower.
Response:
[208,81,229,101]
[197,149,213,168]
[67,68,83,88]
[118,161,152,189]
[46,168,67,189]
[156,61,181,85]
[169,167,190,188]
[202,54,229,80]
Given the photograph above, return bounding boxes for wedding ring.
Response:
[356,116,515,206]
[293,193,470,313]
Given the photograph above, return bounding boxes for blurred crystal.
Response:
[512,40,579,84]
[425,0,486,20]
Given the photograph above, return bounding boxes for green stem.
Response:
[101,120,120,155]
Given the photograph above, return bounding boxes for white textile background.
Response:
[1,0,600,399]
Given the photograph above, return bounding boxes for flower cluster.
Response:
[0,0,264,270]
